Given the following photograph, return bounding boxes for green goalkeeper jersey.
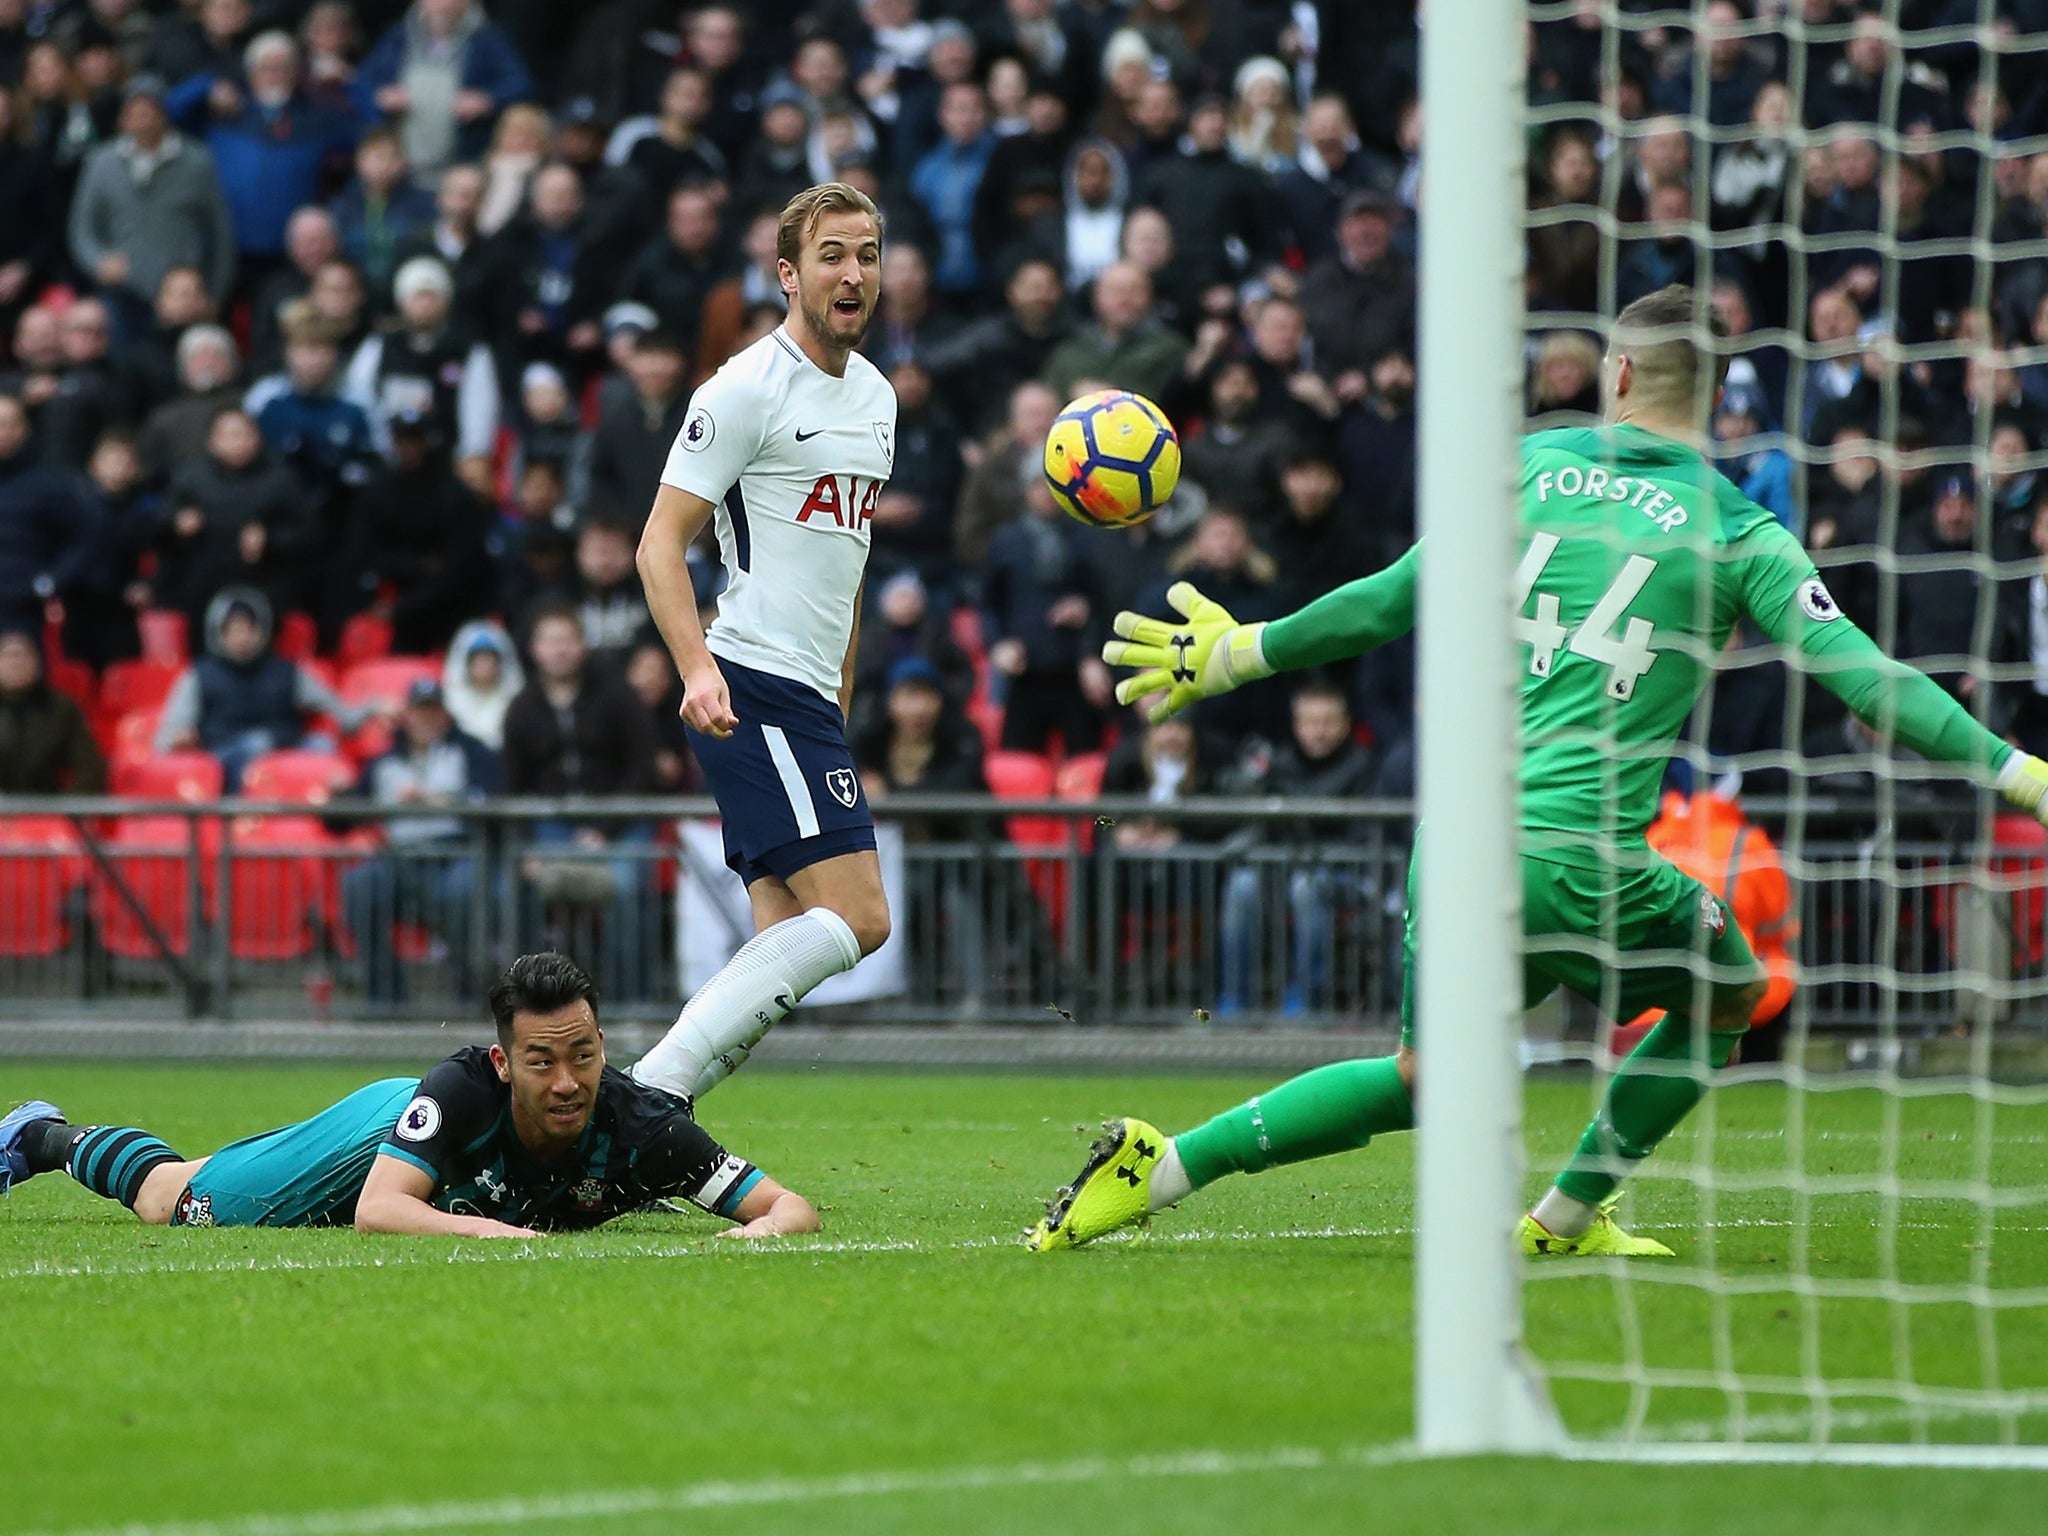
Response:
[1262,422,2012,864]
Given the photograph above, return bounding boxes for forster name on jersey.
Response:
[1530,462,1692,534]
[661,327,898,700]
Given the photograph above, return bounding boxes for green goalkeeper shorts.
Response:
[1396,843,1760,1049]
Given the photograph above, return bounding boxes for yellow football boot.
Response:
[1519,1197,1675,1258]
[1025,1118,1166,1252]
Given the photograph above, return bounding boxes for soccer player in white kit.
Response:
[629,183,897,1102]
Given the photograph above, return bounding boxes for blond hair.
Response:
[1611,284,1730,414]
[776,182,884,267]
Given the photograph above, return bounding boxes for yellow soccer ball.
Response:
[1042,389,1181,528]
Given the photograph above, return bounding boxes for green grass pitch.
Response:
[6,1062,2048,1535]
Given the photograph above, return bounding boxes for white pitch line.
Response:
[12,1444,1407,1536]
[0,1223,1409,1282]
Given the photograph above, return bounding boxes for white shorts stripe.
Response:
[761,724,821,839]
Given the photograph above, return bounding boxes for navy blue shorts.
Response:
[690,655,876,885]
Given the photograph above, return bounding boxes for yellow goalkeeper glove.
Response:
[1101,581,1272,723]
[1997,753,2048,824]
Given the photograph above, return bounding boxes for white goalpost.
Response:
[1415,0,2048,1467]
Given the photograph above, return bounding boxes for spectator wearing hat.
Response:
[1712,381,1796,532]
[555,94,652,261]
[341,673,499,1006]
[1047,137,1128,293]
[328,126,436,307]
[508,360,587,499]
[623,185,729,349]
[166,30,360,289]
[441,618,523,750]
[0,623,106,794]
[154,585,376,789]
[343,254,499,477]
[587,329,689,535]
[1299,189,1414,389]
[853,651,989,827]
[346,403,494,654]
[354,0,534,181]
[69,75,239,328]
[1130,92,1276,290]
[1044,260,1190,404]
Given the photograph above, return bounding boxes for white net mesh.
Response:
[1517,0,2048,1457]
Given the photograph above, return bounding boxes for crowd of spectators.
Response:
[8,0,2048,1006]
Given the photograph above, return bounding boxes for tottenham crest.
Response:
[872,420,893,465]
[824,766,860,808]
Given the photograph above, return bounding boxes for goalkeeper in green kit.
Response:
[1027,284,2048,1257]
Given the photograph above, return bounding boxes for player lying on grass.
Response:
[0,953,817,1238]
[1029,281,2048,1258]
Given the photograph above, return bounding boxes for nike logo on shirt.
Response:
[794,427,825,441]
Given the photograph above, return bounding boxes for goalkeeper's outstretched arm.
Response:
[1103,544,1422,720]
[1738,523,2048,820]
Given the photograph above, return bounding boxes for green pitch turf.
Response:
[5,1063,2048,1536]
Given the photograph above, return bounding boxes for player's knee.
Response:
[846,901,890,957]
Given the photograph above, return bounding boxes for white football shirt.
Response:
[661,327,898,700]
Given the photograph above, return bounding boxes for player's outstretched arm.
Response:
[714,1174,820,1239]
[1739,525,2048,822]
[638,484,738,739]
[1102,544,1421,722]
[355,1153,538,1238]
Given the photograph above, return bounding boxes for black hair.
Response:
[487,952,600,1046]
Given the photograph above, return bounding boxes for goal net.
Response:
[1418,0,2048,1464]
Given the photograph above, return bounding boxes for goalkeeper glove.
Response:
[1100,581,1272,723]
[1997,753,2048,825]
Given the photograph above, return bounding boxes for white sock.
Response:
[1148,1138,1193,1214]
[1530,1187,1598,1240]
[630,907,861,1102]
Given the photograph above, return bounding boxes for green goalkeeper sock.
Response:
[1551,1014,1743,1207]
[1172,1056,1415,1193]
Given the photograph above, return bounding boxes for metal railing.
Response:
[1,793,2044,1033]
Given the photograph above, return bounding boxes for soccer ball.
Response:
[1043,389,1181,528]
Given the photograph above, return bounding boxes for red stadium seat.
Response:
[110,708,164,764]
[966,694,1004,758]
[136,609,189,665]
[986,750,1072,929]
[92,816,217,959]
[947,606,986,662]
[112,752,225,803]
[339,657,440,711]
[223,815,334,961]
[1053,751,1110,853]
[241,749,355,804]
[0,816,86,957]
[98,659,182,719]
[45,656,95,714]
[335,613,394,668]
[274,610,318,661]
